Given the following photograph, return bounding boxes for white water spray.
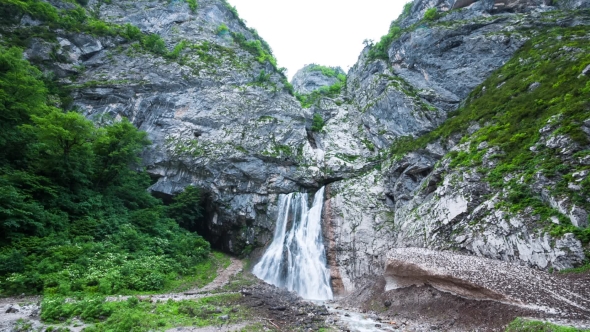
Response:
[253,187,333,300]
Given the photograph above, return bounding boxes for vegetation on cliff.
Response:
[295,65,347,108]
[388,22,590,248]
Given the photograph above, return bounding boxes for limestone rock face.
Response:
[291,64,345,95]
[39,0,326,253]
[318,2,590,292]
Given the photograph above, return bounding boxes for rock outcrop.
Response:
[291,64,346,94]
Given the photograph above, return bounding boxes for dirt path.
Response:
[191,257,244,294]
[165,322,251,332]
[105,257,244,303]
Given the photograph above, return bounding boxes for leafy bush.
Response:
[307,64,341,78]
[423,8,438,21]
[216,24,229,35]
[122,23,142,41]
[311,114,325,132]
[295,74,346,108]
[187,0,197,13]
[142,34,167,55]
[166,40,187,59]
[368,25,402,60]
[254,70,271,84]
[231,32,277,67]
[401,2,413,18]
[167,186,204,231]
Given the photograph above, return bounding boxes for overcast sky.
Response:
[225,0,406,80]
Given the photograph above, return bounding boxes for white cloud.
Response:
[225,0,407,80]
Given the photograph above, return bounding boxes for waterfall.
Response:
[253,187,333,300]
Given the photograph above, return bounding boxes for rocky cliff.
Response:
[4,0,590,306]
[317,0,590,294]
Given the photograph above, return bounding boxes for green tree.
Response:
[0,47,49,165]
[25,110,95,188]
[92,119,150,190]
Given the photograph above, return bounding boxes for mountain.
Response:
[1,0,590,328]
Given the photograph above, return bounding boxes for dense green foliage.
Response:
[506,318,589,332]
[388,23,590,244]
[311,113,325,132]
[216,23,229,35]
[0,46,211,296]
[306,64,345,80]
[231,32,277,68]
[423,8,439,21]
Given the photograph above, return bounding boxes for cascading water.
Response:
[253,187,333,300]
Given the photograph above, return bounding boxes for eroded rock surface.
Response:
[384,248,590,321]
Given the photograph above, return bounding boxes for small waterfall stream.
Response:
[253,187,333,300]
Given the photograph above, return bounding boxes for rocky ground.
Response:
[2,254,590,332]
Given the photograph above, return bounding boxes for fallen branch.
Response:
[263,318,280,330]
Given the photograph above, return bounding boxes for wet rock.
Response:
[5,306,19,313]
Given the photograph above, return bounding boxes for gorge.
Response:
[1,0,590,330]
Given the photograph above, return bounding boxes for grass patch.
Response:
[506,318,590,331]
[41,293,247,330]
[559,263,590,274]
